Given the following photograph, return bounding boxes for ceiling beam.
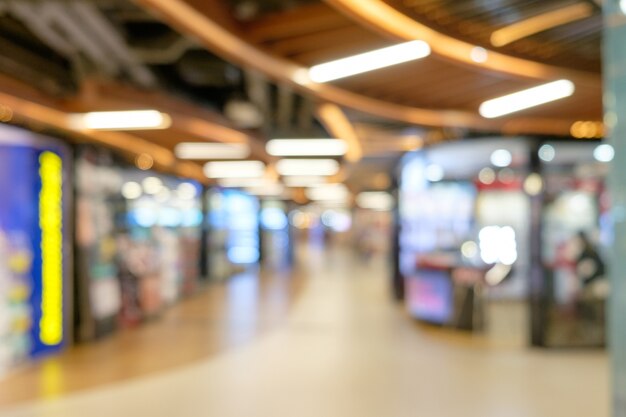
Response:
[490,3,595,47]
[244,3,350,43]
[316,103,362,163]
[136,0,593,136]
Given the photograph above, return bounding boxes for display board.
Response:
[0,125,70,376]
[208,189,260,280]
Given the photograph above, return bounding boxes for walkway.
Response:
[0,245,610,417]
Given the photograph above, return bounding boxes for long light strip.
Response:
[69,110,172,130]
[308,40,431,83]
[479,79,575,119]
[266,139,348,156]
[175,142,250,160]
[276,159,340,176]
[204,161,265,179]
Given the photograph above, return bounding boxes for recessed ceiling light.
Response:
[70,110,171,130]
[204,161,265,179]
[266,139,347,157]
[276,159,340,176]
[175,142,250,160]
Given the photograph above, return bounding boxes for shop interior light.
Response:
[175,142,250,160]
[425,164,445,182]
[356,191,394,211]
[479,79,575,118]
[204,161,265,179]
[176,182,198,200]
[142,177,163,195]
[538,144,556,162]
[622,0,626,14]
[308,40,431,83]
[276,159,340,176]
[122,181,142,200]
[266,139,348,156]
[490,149,513,168]
[306,184,350,201]
[594,144,615,162]
[283,176,328,187]
[70,110,172,130]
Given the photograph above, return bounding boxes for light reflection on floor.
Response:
[0,245,610,417]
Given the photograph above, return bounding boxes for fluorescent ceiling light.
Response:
[175,142,250,160]
[70,110,171,130]
[266,139,347,156]
[276,159,340,176]
[309,40,431,83]
[306,184,349,201]
[283,176,328,187]
[356,192,394,211]
[204,161,265,179]
[479,79,575,118]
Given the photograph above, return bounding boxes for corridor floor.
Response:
[0,245,610,417]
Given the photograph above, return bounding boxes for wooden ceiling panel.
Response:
[243,3,351,43]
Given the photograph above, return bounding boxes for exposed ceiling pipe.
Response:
[132,36,198,65]
[245,70,271,130]
[276,84,294,131]
[40,3,120,75]
[7,2,77,57]
[70,3,156,87]
[297,98,314,131]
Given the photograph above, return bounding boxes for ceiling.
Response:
[0,0,606,193]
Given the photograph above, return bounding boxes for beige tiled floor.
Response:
[0,245,610,417]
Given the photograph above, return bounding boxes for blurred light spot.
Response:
[142,177,162,195]
[470,46,488,63]
[524,173,543,196]
[479,225,517,265]
[461,241,478,259]
[122,182,142,200]
[478,167,496,185]
[490,149,512,167]
[135,153,154,171]
[498,168,515,184]
[425,164,445,182]
[594,144,615,162]
[261,207,288,231]
[177,182,198,200]
[538,144,556,162]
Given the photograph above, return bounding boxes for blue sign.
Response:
[0,127,69,362]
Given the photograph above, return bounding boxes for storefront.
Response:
[206,188,260,281]
[74,146,203,341]
[398,138,609,343]
[0,124,71,377]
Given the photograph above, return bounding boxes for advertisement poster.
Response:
[0,126,69,376]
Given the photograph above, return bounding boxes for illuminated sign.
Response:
[38,151,63,346]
